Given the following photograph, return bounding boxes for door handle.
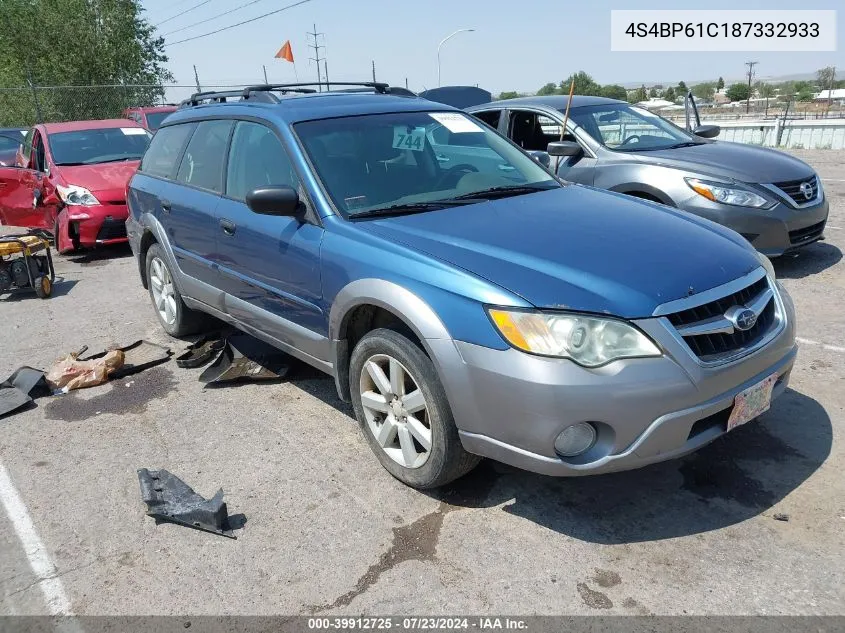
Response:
[219,218,236,236]
[161,199,171,213]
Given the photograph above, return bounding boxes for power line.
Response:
[162,0,272,37]
[155,0,212,27]
[164,0,315,47]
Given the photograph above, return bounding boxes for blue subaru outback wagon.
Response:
[127,82,797,489]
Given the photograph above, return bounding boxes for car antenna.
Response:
[556,78,576,173]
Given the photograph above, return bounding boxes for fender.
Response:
[136,213,182,291]
[608,182,676,206]
[329,279,459,401]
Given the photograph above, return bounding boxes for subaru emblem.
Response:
[799,181,814,200]
[726,306,758,332]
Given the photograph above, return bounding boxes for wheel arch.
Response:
[329,279,453,402]
[609,183,676,206]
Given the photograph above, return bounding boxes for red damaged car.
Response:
[0,119,150,253]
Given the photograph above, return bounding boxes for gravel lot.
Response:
[1,150,843,617]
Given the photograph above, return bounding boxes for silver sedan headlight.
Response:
[488,309,661,367]
[685,177,775,209]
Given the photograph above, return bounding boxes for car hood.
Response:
[359,187,761,318]
[628,141,815,183]
[57,161,140,199]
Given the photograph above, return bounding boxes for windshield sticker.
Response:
[392,126,426,152]
[429,112,483,134]
[121,127,148,135]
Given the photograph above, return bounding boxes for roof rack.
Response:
[181,81,396,109]
[240,81,390,98]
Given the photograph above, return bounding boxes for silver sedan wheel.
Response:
[149,256,177,326]
[359,353,432,469]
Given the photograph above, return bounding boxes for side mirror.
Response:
[246,185,300,217]
[693,124,720,139]
[527,150,551,168]
[547,141,582,157]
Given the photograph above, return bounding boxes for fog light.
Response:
[555,423,597,457]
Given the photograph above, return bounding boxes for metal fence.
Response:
[0,84,173,128]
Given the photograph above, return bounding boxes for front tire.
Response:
[349,328,480,489]
[145,244,205,337]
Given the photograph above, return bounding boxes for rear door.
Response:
[213,120,326,357]
[166,119,233,287]
[0,128,55,229]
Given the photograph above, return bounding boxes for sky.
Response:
[140,0,844,100]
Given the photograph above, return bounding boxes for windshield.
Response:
[568,104,697,152]
[145,111,174,131]
[294,111,558,217]
[48,127,151,165]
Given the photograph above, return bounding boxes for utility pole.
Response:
[193,65,202,93]
[307,24,324,91]
[263,65,268,84]
[372,60,376,83]
[323,60,330,91]
[828,66,837,112]
[745,60,758,113]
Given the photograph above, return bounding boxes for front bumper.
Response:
[433,284,797,477]
[63,203,129,248]
[679,194,828,257]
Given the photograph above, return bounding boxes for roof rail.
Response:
[180,89,283,108]
[240,81,390,98]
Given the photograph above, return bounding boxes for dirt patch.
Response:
[576,582,613,609]
[591,568,621,588]
[43,366,176,422]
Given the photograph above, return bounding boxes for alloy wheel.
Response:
[149,256,177,326]
[359,353,432,469]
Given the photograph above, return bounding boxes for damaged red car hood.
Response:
[58,161,140,197]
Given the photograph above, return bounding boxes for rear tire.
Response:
[350,328,480,489]
[145,244,206,337]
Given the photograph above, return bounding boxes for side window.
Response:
[472,110,502,129]
[32,131,46,172]
[20,129,33,165]
[225,121,298,202]
[509,111,562,152]
[140,123,194,179]
[176,120,233,193]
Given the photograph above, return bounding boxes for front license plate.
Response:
[727,374,778,432]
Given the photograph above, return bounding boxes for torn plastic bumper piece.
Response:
[138,468,238,538]
[198,333,290,384]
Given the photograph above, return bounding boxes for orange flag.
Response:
[275,40,294,63]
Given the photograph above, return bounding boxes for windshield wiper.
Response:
[664,141,703,149]
[350,200,472,219]
[450,183,559,201]
[89,157,140,164]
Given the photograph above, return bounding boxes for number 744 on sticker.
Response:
[392,126,426,152]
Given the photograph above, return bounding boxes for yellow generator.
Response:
[0,233,55,299]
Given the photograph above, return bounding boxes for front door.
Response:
[213,120,326,359]
[0,129,57,229]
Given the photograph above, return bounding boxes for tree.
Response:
[796,88,814,102]
[717,76,725,90]
[0,0,173,126]
[601,84,628,101]
[692,82,716,101]
[536,82,558,96]
[628,85,647,103]
[677,81,688,95]
[648,87,658,98]
[778,81,795,102]
[498,91,520,100]
[560,71,602,96]
[756,82,775,115]
[725,83,750,102]
[663,86,677,102]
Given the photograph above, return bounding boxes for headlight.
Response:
[685,178,774,209]
[56,184,99,206]
[756,251,776,280]
[488,309,661,367]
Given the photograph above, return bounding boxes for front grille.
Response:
[789,220,825,246]
[666,277,777,363]
[773,175,818,205]
[96,218,127,241]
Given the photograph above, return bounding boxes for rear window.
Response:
[145,111,174,131]
[175,120,233,193]
[140,123,195,179]
[49,127,151,166]
[0,130,24,152]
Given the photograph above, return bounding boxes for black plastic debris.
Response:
[198,333,290,385]
[0,367,51,418]
[773,513,790,522]
[138,468,243,538]
[176,334,226,369]
[79,340,171,379]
